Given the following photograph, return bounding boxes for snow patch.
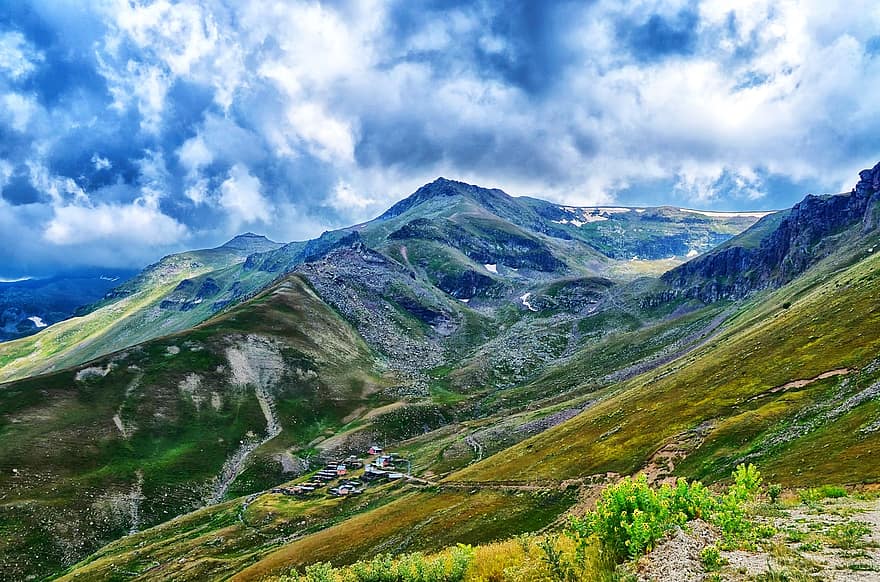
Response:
[27,316,47,328]
[484,263,497,274]
[520,292,538,312]
[686,249,699,258]
[459,298,470,303]
[678,208,773,218]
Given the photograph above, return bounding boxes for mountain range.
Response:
[1,166,879,580]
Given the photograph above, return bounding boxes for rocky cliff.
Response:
[661,163,880,302]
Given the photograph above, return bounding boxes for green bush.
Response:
[571,464,765,562]
[768,484,782,504]
[827,522,871,549]
[284,545,474,582]
[817,485,847,499]
[570,474,718,561]
[699,544,726,572]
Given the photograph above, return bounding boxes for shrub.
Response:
[699,544,726,572]
[827,522,871,549]
[817,485,847,499]
[571,475,671,561]
[570,475,719,562]
[284,546,474,582]
[768,484,782,504]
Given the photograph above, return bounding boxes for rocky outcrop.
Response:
[661,163,880,302]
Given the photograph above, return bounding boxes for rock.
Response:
[634,520,718,582]
[661,163,880,303]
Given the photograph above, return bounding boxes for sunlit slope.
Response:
[0,275,384,581]
[451,241,880,486]
[0,243,278,383]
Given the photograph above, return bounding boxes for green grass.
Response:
[451,248,880,485]
[0,275,388,581]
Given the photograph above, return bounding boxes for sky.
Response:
[1,0,880,276]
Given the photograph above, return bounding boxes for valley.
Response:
[2,169,880,581]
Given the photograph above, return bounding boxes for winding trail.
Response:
[603,307,735,384]
[747,368,851,402]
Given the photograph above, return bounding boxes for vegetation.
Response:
[263,466,768,582]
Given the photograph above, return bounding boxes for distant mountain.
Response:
[0,235,283,382]
[0,179,762,383]
[661,162,880,302]
[0,269,137,341]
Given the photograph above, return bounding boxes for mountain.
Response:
[0,274,383,579]
[0,269,137,342]
[53,182,880,581]
[0,235,282,382]
[0,180,760,384]
[6,172,877,580]
[661,162,880,302]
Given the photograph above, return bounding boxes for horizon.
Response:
[1,172,797,280]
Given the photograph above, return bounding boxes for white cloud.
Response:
[111,0,218,76]
[328,180,376,211]
[219,164,272,227]
[184,178,210,205]
[1,93,38,132]
[91,153,112,171]
[44,201,187,246]
[178,134,213,174]
[286,102,356,163]
[0,31,42,80]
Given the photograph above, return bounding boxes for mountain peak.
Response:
[378,177,508,220]
[219,232,281,253]
[855,161,880,196]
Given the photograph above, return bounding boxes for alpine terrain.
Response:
[1,164,879,581]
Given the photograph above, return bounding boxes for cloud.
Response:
[44,200,187,246]
[91,153,112,171]
[219,164,272,227]
[0,31,42,80]
[2,0,880,275]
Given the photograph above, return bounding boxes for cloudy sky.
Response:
[2,0,879,276]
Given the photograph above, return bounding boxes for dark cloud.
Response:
[2,170,42,205]
[618,6,699,62]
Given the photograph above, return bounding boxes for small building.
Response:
[368,445,383,455]
[376,455,393,468]
[336,464,347,476]
[363,466,387,480]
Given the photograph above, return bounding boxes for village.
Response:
[270,446,411,499]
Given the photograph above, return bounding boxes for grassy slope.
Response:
[451,242,880,485]
[0,275,386,581]
[54,246,880,581]
[0,249,275,383]
[49,291,758,581]
[57,481,574,582]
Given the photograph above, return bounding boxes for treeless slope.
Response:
[450,247,880,486]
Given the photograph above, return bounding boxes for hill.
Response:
[0,269,136,341]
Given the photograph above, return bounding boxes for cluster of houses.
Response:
[271,447,408,499]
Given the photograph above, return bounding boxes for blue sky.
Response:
[1,0,879,275]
